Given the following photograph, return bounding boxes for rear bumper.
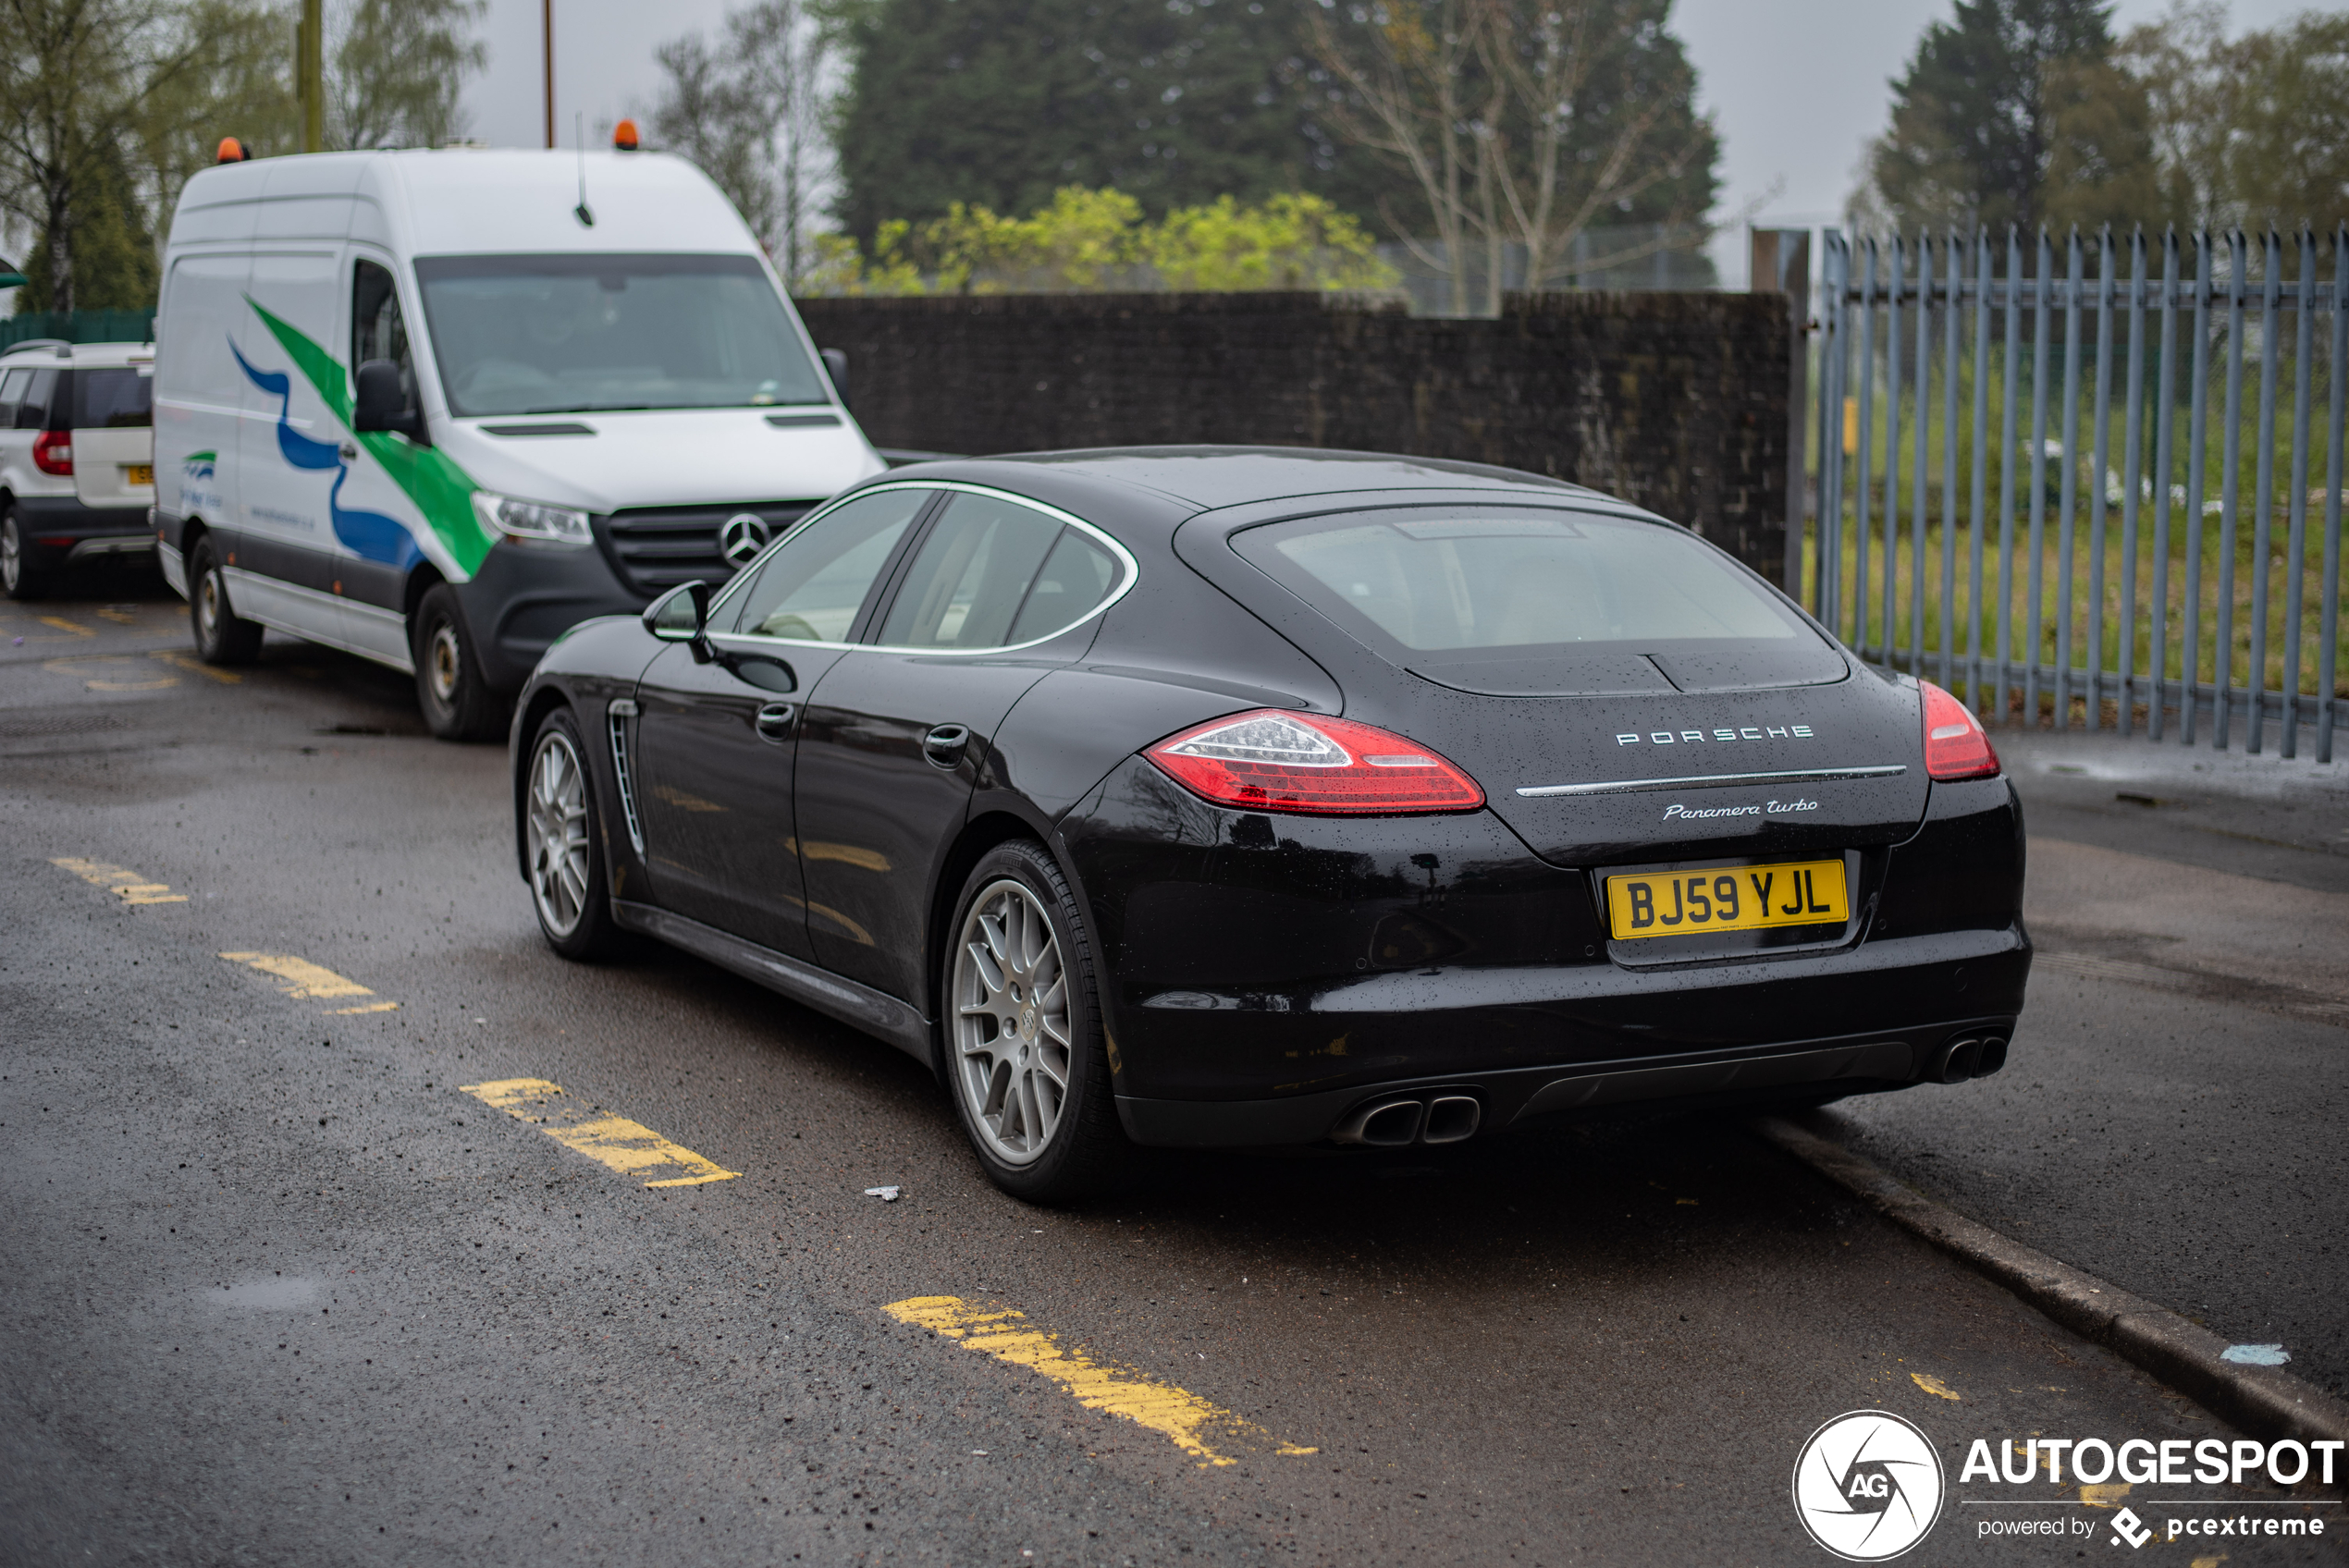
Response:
[1061,759,2032,1146]
[15,495,154,568]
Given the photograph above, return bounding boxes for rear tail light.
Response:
[32,430,72,475]
[1921,680,1998,780]
[1145,709,1484,815]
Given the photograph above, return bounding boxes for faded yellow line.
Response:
[218,952,400,1014]
[883,1295,1318,1467]
[53,857,188,905]
[150,648,241,684]
[460,1078,739,1188]
[37,616,93,637]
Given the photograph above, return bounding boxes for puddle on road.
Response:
[205,1277,320,1310]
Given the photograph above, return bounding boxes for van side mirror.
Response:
[820,348,850,410]
[645,580,712,660]
[352,359,422,438]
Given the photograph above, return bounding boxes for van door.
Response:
[335,249,432,669]
[155,253,251,563]
[230,249,348,645]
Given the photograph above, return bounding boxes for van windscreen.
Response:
[412,253,830,417]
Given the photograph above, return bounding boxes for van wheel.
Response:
[189,535,262,662]
[524,707,624,959]
[412,584,501,741]
[2,506,45,600]
[942,839,1127,1205]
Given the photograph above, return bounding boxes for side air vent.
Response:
[607,698,645,856]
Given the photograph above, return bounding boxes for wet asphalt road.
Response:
[2,579,2342,1567]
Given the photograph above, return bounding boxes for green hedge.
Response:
[1,310,157,349]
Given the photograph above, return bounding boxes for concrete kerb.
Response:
[1751,1113,2349,1461]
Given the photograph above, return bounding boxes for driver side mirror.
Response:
[352,359,424,441]
[820,348,850,410]
[644,580,713,660]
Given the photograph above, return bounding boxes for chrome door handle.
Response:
[923,722,970,767]
[755,702,796,741]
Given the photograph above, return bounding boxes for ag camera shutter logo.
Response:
[1792,1410,1945,1561]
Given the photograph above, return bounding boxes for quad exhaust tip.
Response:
[1332,1093,1482,1147]
[1932,1035,2009,1084]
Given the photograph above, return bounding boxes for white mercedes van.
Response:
[154,148,885,737]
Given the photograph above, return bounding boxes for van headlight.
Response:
[473,491,592,547]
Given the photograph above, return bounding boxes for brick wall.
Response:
[794,289,1793,578]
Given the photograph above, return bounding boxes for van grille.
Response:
[596,501,818,597]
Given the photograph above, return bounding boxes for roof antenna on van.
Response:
[572,112,596,227]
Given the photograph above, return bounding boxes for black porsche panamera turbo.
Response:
[510,448,2028,1202]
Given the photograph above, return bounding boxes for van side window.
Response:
[15,368,56,430]
[352,259,416,410]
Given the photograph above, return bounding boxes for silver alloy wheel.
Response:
[1,515,19,592]
[526,728,593,937]
[428,621,462,704]
[952,877,1074,1166]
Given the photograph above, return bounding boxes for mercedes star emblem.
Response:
[719,513,772,568]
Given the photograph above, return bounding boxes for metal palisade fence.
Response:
[1808,227,2346,763]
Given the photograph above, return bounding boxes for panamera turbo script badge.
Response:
[719,513,772,567]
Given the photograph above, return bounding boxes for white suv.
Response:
[0,339,157,599]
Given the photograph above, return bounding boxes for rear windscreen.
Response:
[73,367,153,429]
[1233,507,1841,693]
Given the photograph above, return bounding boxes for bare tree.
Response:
[653,0,836,285]
[0,0,229,312]
[1308,0,1720,312]
[326,0,486,152]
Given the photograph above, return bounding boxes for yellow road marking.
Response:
[150,648,241,684]
[93,607,138,624]
[883,1295,1318,1467]
[53,857,188,905]
[459,1078,739,1188]
[1910,1372,1962,1401]
[220,952,400,1014]
[37,616,93,636]
[43,655,176,691]
[2080,1483,2132,1508]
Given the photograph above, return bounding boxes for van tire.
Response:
[412,584,502,741]
[189,535,263,663]
[2,506,45,600]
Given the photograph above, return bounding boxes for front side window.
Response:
[877,492,1077,650]
[726,489,929,643]
[73,366,153,429]
[352,258,417,411]
[412,252,829,418]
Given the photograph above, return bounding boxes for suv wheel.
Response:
[189,534,263,662]
[942,839,1126,1204]
[2,505,43,600]
[412,584,503,741]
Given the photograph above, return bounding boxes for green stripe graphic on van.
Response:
[245,300,494,577]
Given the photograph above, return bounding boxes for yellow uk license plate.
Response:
[1605,859,1848,939]
[125,463,154,485]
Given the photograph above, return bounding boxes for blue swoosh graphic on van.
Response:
[229,338,423,571]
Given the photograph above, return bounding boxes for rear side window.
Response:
[0,367,27,427]
[726,488,929,642]
[1007,528,1120,644]
[876,492,1066,650]
[73,367,154,429]
[14,368,55,430]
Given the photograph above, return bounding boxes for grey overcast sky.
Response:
[457,0,2325,282]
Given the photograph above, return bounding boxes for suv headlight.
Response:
[473,491,592,547]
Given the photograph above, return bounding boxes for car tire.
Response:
[188,534,263,663]
[523,706,625,960]
[412,583,503,741]
[941,839,1126,1205]
[2,504,45,601]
